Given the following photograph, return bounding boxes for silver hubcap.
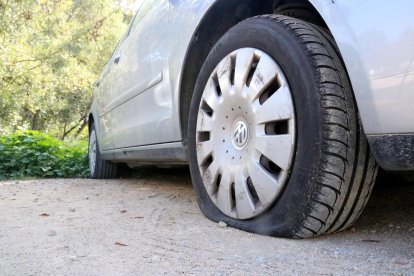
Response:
[89,130,97,176]
[196,48,296,219]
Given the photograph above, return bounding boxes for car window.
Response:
[127,10,140,36]
[127,0,148,36]
[108,33,126,61]
[109,0,147,59]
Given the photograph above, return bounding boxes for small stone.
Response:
[151,255,161,262]
[388,224,394,228]
[218,221,227,228]
[120,209,127,213]
[409,227,414,232]
[370,230,377,234]
[68,207,76,212]
[47,230,57,237]
[350,228,356,232]
[69,256,77,261]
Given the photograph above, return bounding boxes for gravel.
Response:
[0,167,413,275]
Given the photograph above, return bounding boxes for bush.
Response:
[0,131,89,180]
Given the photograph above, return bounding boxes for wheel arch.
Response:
[178,0,331,145]
[88,113,94,133]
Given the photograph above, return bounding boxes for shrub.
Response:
[0,131,89,180]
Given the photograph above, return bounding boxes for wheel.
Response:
[187,15,378,238]
[88,123,118,179]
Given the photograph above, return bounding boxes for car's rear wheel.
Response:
[88,123,118,179]
[188,15,378,238]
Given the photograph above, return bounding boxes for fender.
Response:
[310,0,414,135]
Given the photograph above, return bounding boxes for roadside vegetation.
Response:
[0,131,88,180]
[0,0,135,179]
[0,0,134,139]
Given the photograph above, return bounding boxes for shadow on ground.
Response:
[0,167,412,274]
[124,166,414,236]
[355,170,414,235]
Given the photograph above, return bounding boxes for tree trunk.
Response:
[75,118,88,137]
[30,110,42,131]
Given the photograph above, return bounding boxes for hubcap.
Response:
[196,48,296,219]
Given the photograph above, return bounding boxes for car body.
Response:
[89,0,414,237]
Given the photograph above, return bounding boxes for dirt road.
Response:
[0,168,413,275]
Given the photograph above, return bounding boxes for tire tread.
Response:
[89,124,118,179]
[247,15,378,237]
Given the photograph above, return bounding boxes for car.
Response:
[88,0,414,238]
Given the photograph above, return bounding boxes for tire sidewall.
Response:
[188,17,324,236]
[88,124,98,179]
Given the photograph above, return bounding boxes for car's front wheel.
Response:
[188,15,378,238]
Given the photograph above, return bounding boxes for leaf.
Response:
[115,242,128,247]
[0,0,132,139]
[0,131,88,179]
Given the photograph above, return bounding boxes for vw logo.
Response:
[233,120,249,149]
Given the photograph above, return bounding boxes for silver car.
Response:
[88,0,414,238]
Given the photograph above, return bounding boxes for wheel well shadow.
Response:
[179,0,328,144]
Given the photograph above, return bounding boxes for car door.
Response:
[94,35,126,151]
[100,0,180,150]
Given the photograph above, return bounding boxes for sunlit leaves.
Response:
[0,0,133,139]
[0,131,89,179]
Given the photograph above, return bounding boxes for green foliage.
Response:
[0,131,89,180]
[0,0,133,139]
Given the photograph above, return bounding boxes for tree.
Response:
[0,0,133,139]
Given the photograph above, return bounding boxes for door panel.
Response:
[95,32,129,150]
[94,57,116,150]
[101,0,178,149]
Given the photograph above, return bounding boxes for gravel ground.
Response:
[0,168,413,275]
